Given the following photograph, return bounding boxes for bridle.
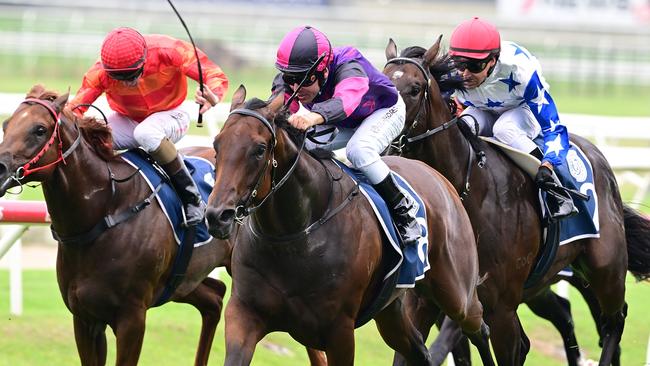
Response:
[384,56,486,200]
[1,98,82,190]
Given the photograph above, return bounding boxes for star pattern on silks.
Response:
[548,118,561,132]
[486,98,504,108]
[512,44,530,59]
[545,135,565,157]
[499,72,521,92]
[531,85,549,113]
[463,100,475,107]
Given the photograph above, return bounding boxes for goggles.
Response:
[453,57,491,74]
[107,67,144,82]
[282,72,317,87]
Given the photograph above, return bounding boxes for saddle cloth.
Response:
[333,160,430,288]
[120,150,214,247]
[482,136,600,245]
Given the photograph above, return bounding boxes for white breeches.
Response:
[305,95,406,184]
[461,105,541,153]
[108,107,191,152]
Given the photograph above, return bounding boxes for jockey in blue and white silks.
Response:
[450,17,577,219]
[271,25,421,246]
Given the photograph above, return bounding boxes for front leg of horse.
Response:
[73,316,108,366]
[375,297,431,366]
[393,292,442,366]
[324,317,357,366]
[175,277,227,366]
[223,297,266,366]
[525,287,580,366]
[113,307,147,365]
[426,317,469,366]
[485,309,529,366]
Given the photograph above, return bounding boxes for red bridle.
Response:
[14,98,67,179]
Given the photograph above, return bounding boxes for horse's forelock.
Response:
[400,46,427,59]
[26,84,59,102]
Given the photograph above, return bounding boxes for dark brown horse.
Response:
[0,85,231,365]
[383,38,650,366]
[204,85,495,365]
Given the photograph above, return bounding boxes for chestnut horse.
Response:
[383,38,650,366]
[204,86,495,365]
[0,85,230,365]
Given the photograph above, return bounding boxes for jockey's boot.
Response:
[529,147,544,160]
[153,139,206,227]
[539,167,579,221]
[373,173,421,247]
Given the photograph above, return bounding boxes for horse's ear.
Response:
[267,92,285,114]
[385,38,398,61]
[230,85,247,111]
[53,92,69,114]
[423,35,443,67]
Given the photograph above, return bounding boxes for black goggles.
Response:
[453,58,491,74]
[107,67,144,82]
[282,72,317,87]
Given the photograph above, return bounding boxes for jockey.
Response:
[449,17,577,220]
[272,25,420,246]
[69,27,228,227]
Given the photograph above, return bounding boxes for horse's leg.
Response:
[393,292,442,366]
[306,348,328,366]
[427,317,465,366]
[113,307,147,366]
[223,297,266,366]
[525,287,580,366]
[374,297,431,366]
[174,277,227,366]
[485,308,528,366]
[73,316,107,366]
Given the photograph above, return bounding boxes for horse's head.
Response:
[0,85,71,196]
[383,36,463,147]
[206,85,286,239]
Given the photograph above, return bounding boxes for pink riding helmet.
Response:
[275,26,332,74]
[449,17,501,60]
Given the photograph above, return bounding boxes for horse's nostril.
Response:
[219,209,235,224]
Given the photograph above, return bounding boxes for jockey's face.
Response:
[286,69,328,104]
[455,56,496,89]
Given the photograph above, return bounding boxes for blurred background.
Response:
[1,0,649,365]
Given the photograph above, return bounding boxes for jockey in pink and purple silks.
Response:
[271,25,421,246]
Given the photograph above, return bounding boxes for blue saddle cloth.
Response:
[120,150,214,247]
[534,138,600,244]
[333,161,430,288]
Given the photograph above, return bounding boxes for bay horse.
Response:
[383,38,650,366]
[0,85,231,366]
[204,85,495,365]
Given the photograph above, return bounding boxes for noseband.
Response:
[3,98,82,188]
[227,108,307,222]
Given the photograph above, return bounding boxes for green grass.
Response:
[1,271,649,365]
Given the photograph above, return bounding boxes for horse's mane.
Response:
[244,98,334,160]
[26,85,115,161]
[397,48,465,102]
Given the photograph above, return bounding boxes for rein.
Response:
[384,56,486,199]
[227,107,358,241]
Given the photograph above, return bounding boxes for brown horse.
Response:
[204,85,495,365]
[383,38,650,366]
[0,85,231,365]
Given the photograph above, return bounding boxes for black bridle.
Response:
[384,56,486,200]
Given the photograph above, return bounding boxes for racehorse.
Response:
[383,38,650,366]
[0,85,231,366]
[204,85,495,365]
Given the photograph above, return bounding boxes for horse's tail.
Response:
[624,205,650,281]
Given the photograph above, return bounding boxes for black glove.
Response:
[535,165,555,190]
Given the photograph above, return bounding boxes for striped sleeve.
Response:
[311,61,369,124]
[69,61,105,117]
[176,39,229,103]
[271,73,299,113]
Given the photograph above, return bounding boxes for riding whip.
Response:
[166,0,205,128]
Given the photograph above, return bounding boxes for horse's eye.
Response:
[32,125,48,137]
[409,86,422,97]
[253,144,267,159]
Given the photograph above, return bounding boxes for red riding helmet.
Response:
[449,17,501,60]
[100,27,147,71]
[275,26,332,74]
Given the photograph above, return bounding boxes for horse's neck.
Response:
[252,130,332,239]
[43,125,115,235]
